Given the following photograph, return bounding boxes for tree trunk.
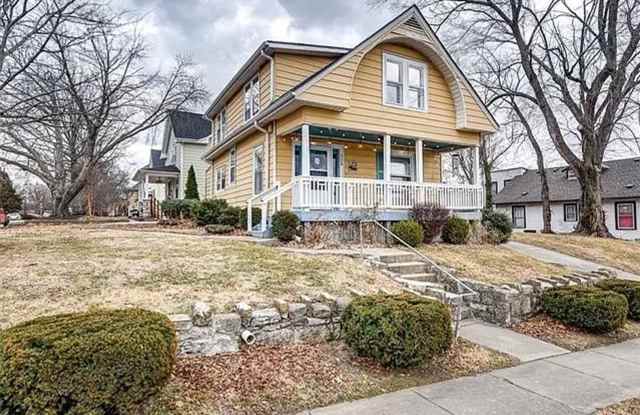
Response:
[576,162,610,237]
[539,168,552,233]
[483,162,493,210]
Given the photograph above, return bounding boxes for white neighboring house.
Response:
[494,157,640,240]
[133,110,211,209]
[490,167,527,195]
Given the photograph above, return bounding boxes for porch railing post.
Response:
[302,125,311,177]
[383,134,391,208]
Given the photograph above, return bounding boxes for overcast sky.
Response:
[119,0,396,171]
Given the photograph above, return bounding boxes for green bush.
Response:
[239,207,262,229]
[481,209,512,244]
[542,286,628,333]
[342,294,452,368]
[161,199,198,219]
[410,203,450,243]
[191,198,228,226]
[596,279,640,320]
[271,210,300,242]
[0,309,176,414]
[391,220,424,247]
[218,206,242,227]
[441,216,470,245]
[204,224,235,235]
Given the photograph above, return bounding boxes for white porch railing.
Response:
[291,176,484,210]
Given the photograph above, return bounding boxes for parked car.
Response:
[0,209,9,227]
[7,212,22,221]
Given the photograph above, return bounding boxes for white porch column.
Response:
[415,138,424,183]
[383,134,391,182]
[144,174,150,198]
[473,145,481,185]
[301,124,311,176]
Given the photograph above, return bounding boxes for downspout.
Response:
[254,120,270,230]
[260,50,275,102]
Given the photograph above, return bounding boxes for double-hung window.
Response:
[216,166,227,192]
[253,144,264,195]
[512,205,526,229]
[213,109,226,145]
[383,53,427,111]
[390,156,412,182]
[244,77,260,121]
[616,202,636,230]
[564,203,578,222]
[229,145,237,185]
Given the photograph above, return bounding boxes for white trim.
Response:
[382,52,428,112]
[301,125,311,176]
[383,135,391,182]
[291,141,344,178]
[244,76,261,122]
[415,138,424,183]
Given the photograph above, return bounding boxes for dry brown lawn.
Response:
[0,224,399,329]
[144,340,515,415]
[421,243,567,284]
[513,233,640,275]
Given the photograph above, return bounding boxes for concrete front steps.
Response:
[371,251,471,317]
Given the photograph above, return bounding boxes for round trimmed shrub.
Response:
[0,309,176,415]
[391,220,424,247]
[192,198,228,226]
[596,279,640,320]
[342,294,453,368]
[271,210,300,242]
[218,206,242,227]
[441,216,470,245]
[239,207,262,229]
[542,286,628,333]
[481,209,512,244]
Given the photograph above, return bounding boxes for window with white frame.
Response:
[229,145,237,184]
[244,77,260,121]
[216,166,227,192]
[383,53,427,111]
[212,109,227,145]
[253,144,264,195]
[616,201,636,230]
[390,156,413,182]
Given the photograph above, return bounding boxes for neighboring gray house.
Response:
[133,110,211,206]
[490,167,526,196]
[494,157,640,240]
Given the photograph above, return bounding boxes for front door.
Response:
[295,144,342,207]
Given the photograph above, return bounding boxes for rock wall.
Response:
[459,269,617,326]
[169,294,351,357]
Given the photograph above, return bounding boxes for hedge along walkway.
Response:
[505,241,640,281]
[303,338,640,415]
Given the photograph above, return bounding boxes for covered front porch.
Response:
[249,124,484,231]
[132,168,180,218]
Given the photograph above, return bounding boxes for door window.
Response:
[512,206,526,228]
[310,149,328,177]
[390,157,412,182]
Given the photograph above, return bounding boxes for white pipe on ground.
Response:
[241,330,256,345]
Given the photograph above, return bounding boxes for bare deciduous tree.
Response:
[0,11,208,216]
[374,0,640,237]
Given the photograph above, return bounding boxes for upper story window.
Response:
[229,144,237,184]
[567,168,577,180]
[244,77,260,121]
[383,53,427,111]
[213,109,227,145]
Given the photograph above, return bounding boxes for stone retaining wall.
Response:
[169,294,351,357]
[458,269,617,326]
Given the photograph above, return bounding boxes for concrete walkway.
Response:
[505,241,640,281]
[303,338,640,415]
[459,320,569,362]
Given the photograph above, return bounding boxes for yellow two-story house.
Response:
[201,5,497,236]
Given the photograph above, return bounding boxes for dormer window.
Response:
[244,76,260,121]
[567,168,577,180]
[383,52,427,111]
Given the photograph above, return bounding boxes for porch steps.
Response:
[371,251,472,319]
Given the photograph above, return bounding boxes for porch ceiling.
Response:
[305,126,469,152]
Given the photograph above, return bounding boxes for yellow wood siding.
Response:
[273,53,333,98]
[212,131,264,207]
[297,43,482,146]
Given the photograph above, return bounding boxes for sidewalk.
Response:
[505,241,640,281]
[302,338,640,414]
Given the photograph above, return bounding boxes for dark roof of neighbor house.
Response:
[148,149,180,173]
[494,157,640,205]
[168,110,211,140]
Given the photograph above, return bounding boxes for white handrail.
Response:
[247,180,296,232]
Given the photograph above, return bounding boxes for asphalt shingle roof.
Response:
[494,157,640,204]
[168,110,211,140]
[148,149,179,173]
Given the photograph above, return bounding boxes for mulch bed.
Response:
[512,314,640,352]
[599,399,640,415]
